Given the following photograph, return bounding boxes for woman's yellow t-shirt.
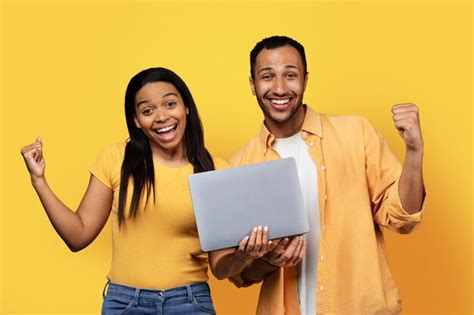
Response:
[89,142,227,290]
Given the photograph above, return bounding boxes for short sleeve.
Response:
[89,142,124,190]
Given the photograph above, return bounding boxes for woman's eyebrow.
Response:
[162,92,179,99]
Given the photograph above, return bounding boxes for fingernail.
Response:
[268,240,272,245]
[264,226,268,231]
[258,225,262,230]
[253,227,257,232]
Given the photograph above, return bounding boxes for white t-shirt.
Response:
[273,131,320,315]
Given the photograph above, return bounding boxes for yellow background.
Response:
[1,0,472,314]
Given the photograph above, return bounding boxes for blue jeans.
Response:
[102,281,216,314]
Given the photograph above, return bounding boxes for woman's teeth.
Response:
[156,124,176,133]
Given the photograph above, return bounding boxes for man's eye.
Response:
[287,73,297,79]
[262,74,273,80]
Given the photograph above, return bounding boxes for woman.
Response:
[21,67,224,314]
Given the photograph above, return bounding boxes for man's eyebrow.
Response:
[257,67,274,74]
[257,65,299,74]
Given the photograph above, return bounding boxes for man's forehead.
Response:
[255,46,303,70]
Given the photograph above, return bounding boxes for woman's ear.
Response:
[134,117,141,128]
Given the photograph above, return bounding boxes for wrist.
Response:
[31,176,46,188]
[405,142,424,154]
[233,251,253,265]
[405,147,424,163]
[261,256,279,269]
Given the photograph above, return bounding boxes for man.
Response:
[228,36,425,314]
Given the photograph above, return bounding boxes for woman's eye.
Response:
[143,108,153,115]
[165,101,176,108]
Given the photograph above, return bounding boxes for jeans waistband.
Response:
[104,280,210,302]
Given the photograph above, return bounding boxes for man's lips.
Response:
[270,98,290,105]
[266,97,292,110]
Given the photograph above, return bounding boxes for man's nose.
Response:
[272,77,289,95]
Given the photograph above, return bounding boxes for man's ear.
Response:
[249,76,256,95]
[304,72,309,91]
[134,117,141,128]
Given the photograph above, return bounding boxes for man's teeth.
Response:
[271,99,290,105]
[156,124,176,133]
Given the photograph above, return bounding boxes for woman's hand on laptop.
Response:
[208,225,274,280]
[234,225,273,262]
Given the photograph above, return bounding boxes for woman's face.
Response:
[134,81,188,158]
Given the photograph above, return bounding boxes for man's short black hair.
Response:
[250,35,307,80]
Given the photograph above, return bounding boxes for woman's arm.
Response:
[21,137,113,252]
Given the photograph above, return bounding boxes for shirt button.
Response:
[302,131,307,136]
[324,194,328,200]
[309,142,314,147]
[321,165,326,171]
[320,255,324,261]
[263,148,267,154]
[322,225,326,230]
[319,285,325,291]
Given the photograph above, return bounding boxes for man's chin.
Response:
[266,111,293,125]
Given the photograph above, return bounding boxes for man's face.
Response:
[251,45,307,127]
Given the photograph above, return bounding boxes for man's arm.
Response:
[392,103,425,214]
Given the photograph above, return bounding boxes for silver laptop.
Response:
[188,158,309,252]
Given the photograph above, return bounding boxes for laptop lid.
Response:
[188,158,309,252]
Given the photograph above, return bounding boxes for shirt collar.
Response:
[258,105,323,152]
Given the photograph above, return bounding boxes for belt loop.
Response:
[133,288,140,306]
[186,285,193,303]
[102,278,110,299]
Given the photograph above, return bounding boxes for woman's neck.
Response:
[151,144,189,167]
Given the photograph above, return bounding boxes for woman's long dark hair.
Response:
[118,67,215,226]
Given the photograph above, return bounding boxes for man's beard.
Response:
[257,96,303,125]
